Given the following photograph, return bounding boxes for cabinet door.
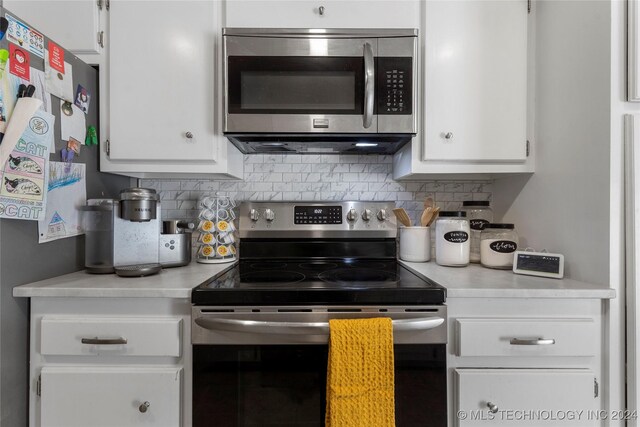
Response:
[3,0,101,55]
[108,1,218,161]
[40,366,181,427]
[225,0,420,28]
[423,0,527,162]
[455,369,597,426]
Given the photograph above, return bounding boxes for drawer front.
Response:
[41,366,181,427]
[456,318,596,357]
[40,316,182,357]
[455,368,597,426]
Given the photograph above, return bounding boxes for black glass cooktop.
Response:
[191,259,446,305]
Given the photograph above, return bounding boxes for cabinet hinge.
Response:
[106,139,110,156]
[97,0,103,10]
[36,374,41,397]
[526,140,530,157]
[528,0,531,14]
[98,31,105,48]
[106,0,110,11]
[594,378,599,398]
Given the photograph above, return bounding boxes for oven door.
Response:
[224,35,377,134]
[192,306,447,427]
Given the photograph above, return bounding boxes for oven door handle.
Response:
[363,42,375,129]
[194,317,444,336]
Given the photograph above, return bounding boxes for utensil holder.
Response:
[195,195,237,264]
[399,226,431,262]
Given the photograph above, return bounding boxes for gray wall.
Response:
[0,8,129,425]
[493,0,611,284]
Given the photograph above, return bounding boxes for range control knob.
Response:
[249,208,260,222]
[361,209,372,222]
[346,208,358,222]
[377,209,388,221]
[264,209,275,222]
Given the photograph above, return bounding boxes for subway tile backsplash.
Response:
[141,154,492,225]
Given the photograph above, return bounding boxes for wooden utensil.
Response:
[392,208,412,227]
[427,207,440,226]
[420,207,433,227]
[424,197,434,209]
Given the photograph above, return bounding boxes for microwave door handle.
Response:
[363,42,375,129]
[195,317,444,336]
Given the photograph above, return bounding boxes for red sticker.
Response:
[48,41,64,73]
[9,43,30,81]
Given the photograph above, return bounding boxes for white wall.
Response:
[493,0,611,286]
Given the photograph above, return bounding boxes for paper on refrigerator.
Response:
[60,100,86,143]
[38,162,86,243]
[0,107,54,221]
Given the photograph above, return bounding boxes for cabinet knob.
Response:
[185,132,194,139]
[487,402,499,414]
[444,132,453,140]
[139,401,150,413]
[319,5,325,15]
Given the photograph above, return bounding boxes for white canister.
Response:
[399,226,431,262]
[462,201,493,263]
[435,211,470,267]
[480,223,518,269]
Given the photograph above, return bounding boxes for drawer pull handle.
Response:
[487,402,499,413]
[139,401,150,413]
[509,338,555,346]
[81,337,127,345]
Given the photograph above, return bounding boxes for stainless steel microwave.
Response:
[223,28,418,154]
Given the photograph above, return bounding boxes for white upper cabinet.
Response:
[394,0,532,178]
[108,0,216,162]
[3,0,103,56]
[225,0,421,28]
[423,0,527,162]
[102,0,242,178]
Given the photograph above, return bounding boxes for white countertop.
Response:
[13,259,615,300]
[12,262,235,299]
[400,261,616,299]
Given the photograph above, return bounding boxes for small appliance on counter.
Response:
[82,188,163,277]
[159,220,194,268]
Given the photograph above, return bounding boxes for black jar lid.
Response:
[462,200,490,207]
[486,223,515,229]
[439,211,467,218]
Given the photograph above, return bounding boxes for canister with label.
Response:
[480,224,519,269]
[461,201,493,263]
[435,211,470,267]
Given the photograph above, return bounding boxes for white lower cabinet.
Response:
[41,367,181,427]
[455,369,597,426]
[29,298,192,427]
[447,298,604,427]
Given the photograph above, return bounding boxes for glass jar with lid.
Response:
[480,223,518,269]
[461,201,493,263]
[435,211,470,267]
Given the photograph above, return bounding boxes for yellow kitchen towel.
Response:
[325,317,395,427]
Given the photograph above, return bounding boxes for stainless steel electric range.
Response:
[191,201,447,427]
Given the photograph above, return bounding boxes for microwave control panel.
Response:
[377,57,413,115]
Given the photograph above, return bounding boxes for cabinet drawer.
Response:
[41,366,181,427]
[455,369,597,426]
[40,316,182,357]
[456,318,596,357]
